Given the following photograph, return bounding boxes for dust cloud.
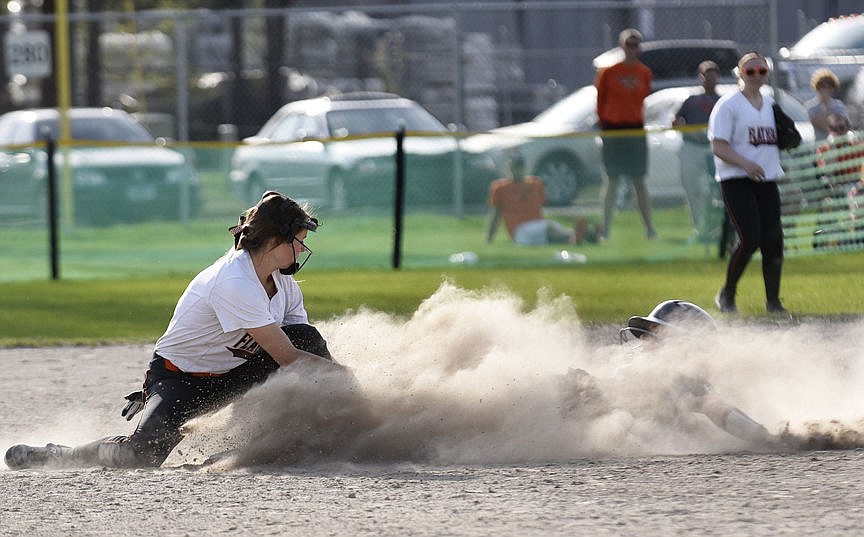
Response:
[176,282,864,469]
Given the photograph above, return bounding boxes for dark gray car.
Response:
[592,39,742,90]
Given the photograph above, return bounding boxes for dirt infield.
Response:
[3,286,864,535]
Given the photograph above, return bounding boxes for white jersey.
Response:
[154,248,309,374]
[708,90,784,182]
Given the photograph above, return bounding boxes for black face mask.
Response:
[280,263,300,276]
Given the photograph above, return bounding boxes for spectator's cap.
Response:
[698,60,720,75]
[619,28,643,46]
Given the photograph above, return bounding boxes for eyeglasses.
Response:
[291,238,313,273]
[744,67,768,76]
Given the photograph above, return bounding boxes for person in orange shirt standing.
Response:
[595,28,656,241]
[487,152,581,245]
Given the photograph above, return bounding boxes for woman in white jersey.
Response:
[708,52,787,315]
[6,191,342,469]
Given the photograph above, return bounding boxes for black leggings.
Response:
[720,178,784,302]
[72,324,332,467]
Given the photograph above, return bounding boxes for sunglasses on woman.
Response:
[744,67,768,76]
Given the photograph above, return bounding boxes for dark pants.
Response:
[73,324,332,467]
[719,178,784,303]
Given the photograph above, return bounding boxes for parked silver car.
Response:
[228,92,498,210]
[0,107,200,225]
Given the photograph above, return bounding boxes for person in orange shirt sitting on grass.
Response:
[487,152,591,245]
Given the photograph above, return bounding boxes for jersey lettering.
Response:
[226,332,261,360]
[749,126,777,146]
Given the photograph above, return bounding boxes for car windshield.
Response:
[790,18,864,55]
[326,106,446,137]
[532,85,598,130]
[35,116,154,143]
[639,47,739,80]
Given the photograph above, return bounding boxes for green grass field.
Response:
[1,252,861,347]
[0,205,760,279]
[2,182,861,347]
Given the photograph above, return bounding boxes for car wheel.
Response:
[534,153,581,206]
[329,171,348,211]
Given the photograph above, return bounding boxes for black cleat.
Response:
[715,287,737,313]
[766,299,789,315]
[5,443,72,470]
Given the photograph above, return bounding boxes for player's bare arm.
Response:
[248,323,337,367]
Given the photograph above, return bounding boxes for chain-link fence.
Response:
[3,127,861,282]
[1,1,862,281]
[2,1,784,138]
[781,135,864,254]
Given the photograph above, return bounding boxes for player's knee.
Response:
[736,229,760,254]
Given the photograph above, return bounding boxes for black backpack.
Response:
[773,103,802,150]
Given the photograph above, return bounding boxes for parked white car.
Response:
[228,92,499,210]
[461,83,813,207]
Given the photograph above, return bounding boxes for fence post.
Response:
[218,123,238,174]
[452,12,465,218]
[45,135,60,280]
[392,125,406,270]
